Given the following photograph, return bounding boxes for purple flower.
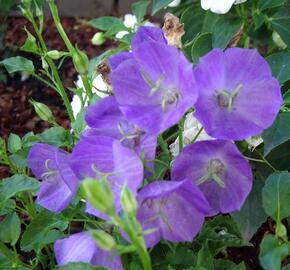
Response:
[109,27,198,135]
[194,48,282,140]
[70,136,143,219]
[54,232,123,269]
[136,180,212,247]
[27,143,79,213]
[171,140,253,213]
[85,96,156,166]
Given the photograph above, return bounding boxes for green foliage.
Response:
[267,52,290,85]
[262,171,290,221]
[232,174,267,244]
[0,213,21,245]
[57,263,106,270]
[259,235,289,270]
[0,56,35,74]
[152,0,174,15]
[262,112,290,155]
[0,175,39,206]
[89,17,127,35]
[132,0,149,23]
[20,210,68,252]
[191,32,213,64]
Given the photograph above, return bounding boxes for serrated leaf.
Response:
[259,235,288,270]
[21,210,68,252]
[0,56,34,74]
[262,112,290,155]
[0,213,21,245]
[38,127,72,147]
[0,175,39,205]
[262,171,290,221]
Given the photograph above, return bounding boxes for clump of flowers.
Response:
[24,24,282,268]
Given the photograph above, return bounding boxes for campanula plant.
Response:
[0,0,290,269]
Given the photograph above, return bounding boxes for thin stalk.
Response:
[254,149,277,171]
[29,16,74,123]
[32,73,59,92]
[191,127,204,144]
[47,0,93,99]
[178,118,185,152]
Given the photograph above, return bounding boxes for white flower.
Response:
[201,0,247,14]
[71,74,109,118]
[115,14,155,39]
[168,0,181,7]
[169,113,213,157]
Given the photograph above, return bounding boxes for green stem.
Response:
[254,149,277,171]
[178,118,185,152]
[158,135,170,158]
[32,73,59,92]
[29,15,74,123]
[191,127,204,144]
[47,0,93,99]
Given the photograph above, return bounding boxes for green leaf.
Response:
[0,175,39,205]
[57,263,106,270]
[197,216,241,256]
[0,199,16,215]
[181,6,205,44]
[259,0,286,10]
[266,52,290,84]
[0,0,16,15]
[196,243,213,270]
[191,32,212,64]
[89,17,127,35]
[212,17,241,49]
[21,210,68,252]
[0,56,34,74]
[165,246,195,266]
[231,174,267,244]
[262,112,290,155]
[38,127,72,147]
[132,0,149,23]
[214,260,245,270]
[152,0,173,15]
[0,213,21,245]
[262,171,290,221]
[7,133,22,154]
[21,28,38,53]
[259,235,288,270]
[271,6,290,47]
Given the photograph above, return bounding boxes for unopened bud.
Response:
[92,32,106,46]
[41,56,48,71]
[30,100,54,122]
[121,186,137,215]
[46,50,67,60]
[72,48,89,75]
[81,178,115,216]
[91,230,116,251]
[276,222,287,239]
[272,32,287,49]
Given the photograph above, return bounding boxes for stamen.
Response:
[217,84,243,110]
[141,70,164,95]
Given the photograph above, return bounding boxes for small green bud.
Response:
[46,50,67,60]
[30,99,54,122]
[91,32,106,46]
[81,178,115,216]
[91,230,116,251]
[276,222,287,239]
[272,31,287,49]
[72,48,89,75]
[41,56,48,71]
[121,186,138,215]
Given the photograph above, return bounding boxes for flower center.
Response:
[161,88,181,111]
[117,122,145,147]
[196,158,226,188]
[217,84,243,110]
[41,159,58,182]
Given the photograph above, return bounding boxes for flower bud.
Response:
[41,56,48,71]
[276,222,287,239]
[72,48,89,75]
[46,50,66,60]
[91,230,116,251]
[121,186,138,215]
[91,32,106,46]
[30,100,54,123]
[272,31,287,49]
[81,178,115,216]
